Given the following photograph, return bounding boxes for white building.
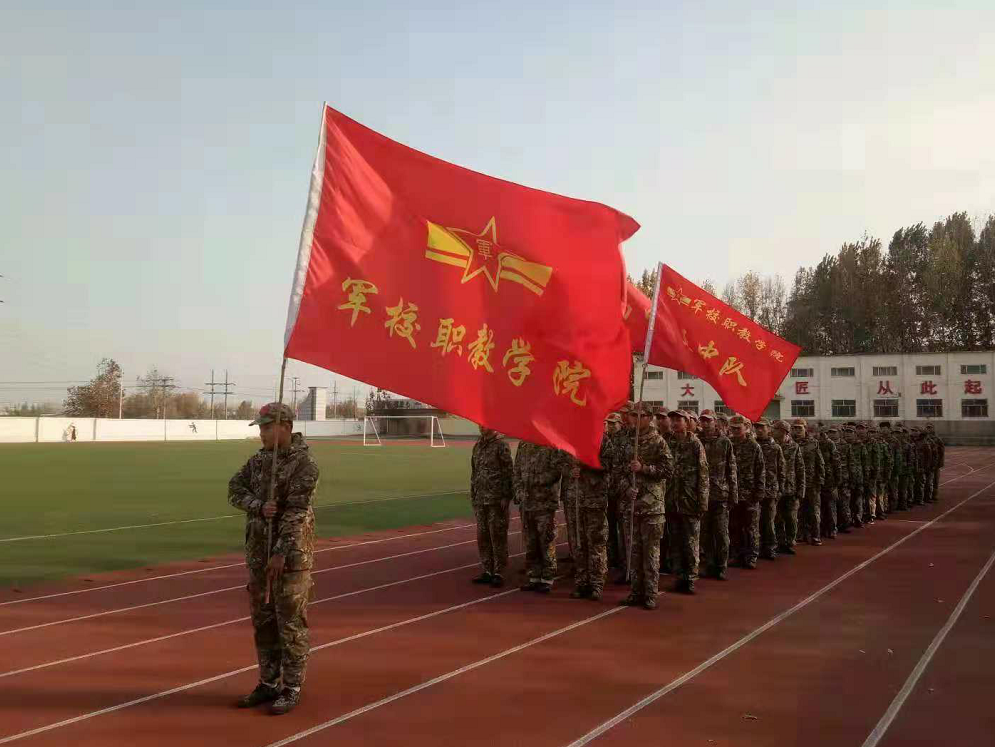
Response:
[298,387,327,421]
[636,351,995,426]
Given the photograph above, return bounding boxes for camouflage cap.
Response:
[250,402,295,426]
[754,417,771,427]
[879,421,892,429]
[634,401,655,414]
[827,426,840,434]
[668,409,690,420]
[606,413,622,423]
[854,422,867,430]
[716,413,730,423]
[926,423,936,431]
[618,401,634,413]
[729,414,748,425]
[698,410,715,421]
[790,417,807,427]
[842,425,855,433]
[772,419,790,431]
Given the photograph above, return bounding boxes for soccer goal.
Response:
[363,415,447,448]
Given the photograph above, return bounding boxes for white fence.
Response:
[0,417,364,444]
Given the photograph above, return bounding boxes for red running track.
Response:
[0,447,992,747]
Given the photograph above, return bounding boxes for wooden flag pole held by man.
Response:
[627,262,663,581]
[264,357,289,604]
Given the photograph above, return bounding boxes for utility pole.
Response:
[353,386,358,419]
[331,379,338,419]
[290,376,304,419]
[222,370,234,420]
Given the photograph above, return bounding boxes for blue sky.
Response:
[2,0,993,407]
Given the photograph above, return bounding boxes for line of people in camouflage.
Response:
[469,406,945,611]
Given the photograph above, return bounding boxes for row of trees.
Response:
[632,211,995,356]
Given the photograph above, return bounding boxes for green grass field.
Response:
[0,439,475,589]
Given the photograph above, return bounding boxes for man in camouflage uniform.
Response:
[698,410,738,580]
[793,418,826,545]
[875,429,893,518]
[880,422,903,516]
[833,426,858,532]
[927,424,944,501]
[620,404,674,610]
[655,407,674,573]
[469,426,514,588]
[857,424,880,523]
[922,426,939,503]
[897,425,916,510]
[773,420,804,554]
[610,402,638,583]
[514,441,570,593]
[570,421,616,601]
[716,413,730,439]
[912,428,932,506]
[847,424,867,525]
[754,418,785,559]
[730,415,766,568]
[604,413,624,570]
[229,403,319,715]
[816,423,842,539]
[665,410,709,593]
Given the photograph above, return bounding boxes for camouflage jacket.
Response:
[839,440,863,490]
[624,427,674,517]
[665,434,709,516]
[901,436,917,475]
[818,435,842,490]
[914,438,933,473]
[228,432,319,573]
[699,432,738,505]
[796,436,826,496]
[610,427,636,501]
[513,441,571,512]
[778,436,805,500]
[572,432,615,510]
[860,437,879,484]
[732,437,766,504]
[470,433,514,507]
[757,436,786,502]
[929,434,946,468]
[887,435,905,479]
[876,437,893,483]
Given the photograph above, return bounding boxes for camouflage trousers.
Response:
[799,488,821,542]
[759,497,778,556]
[700,502,731,573]
[877,480,889,514]
[925,471,937,503]
[248,569,312,691]
[897,474,911,510]
[606,494,622,569]
[473,502,510,577]
[820,487,837,538]
[523,509,558,586]
[913,473,925,505]
[666,513,701,583]
[836,486,852,529]
[850,485,865,526]
[629,514,665,601]
[775,496,799,549]
[863,483,878,521]
[730,502,760,565]
[889,481,901,512]
[562,490,577,561]
[575,507,608,593]
[933,469,941,501]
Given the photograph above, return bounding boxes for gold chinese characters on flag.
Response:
[282,105,638,466]
[625,265,800,421]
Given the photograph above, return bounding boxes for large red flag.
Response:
[625,266,800,421]
[283,105,638,466]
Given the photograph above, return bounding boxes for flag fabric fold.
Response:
[625,265,800,421]
[284,105,639,466]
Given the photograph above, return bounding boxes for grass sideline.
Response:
[0,438,474,589]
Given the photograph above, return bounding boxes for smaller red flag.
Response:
[625,266,800,421]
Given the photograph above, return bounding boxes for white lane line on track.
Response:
[564,473,995,747]
[0,543,570,745]
[263,608,626,747]
[860,547,995,747]
[0,533,563,679]
[0,489,468,543]
[0,515,520,608]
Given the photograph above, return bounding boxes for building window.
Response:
[961,364,988,375]
[645,371,664,380]
[791,368,814,378]
[831,367,855,377]
[831,400,856,418]
[714,400,734,416]
[873,399,899,418]
[916,399,943,418]
[916,365,941,376]
[678,400,699,414]
[962,399,988,418]
[791,400,815,418]
[873,366,898,377]
[677,371,698,380]
[643,400,664,410]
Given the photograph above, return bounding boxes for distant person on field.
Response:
[469,425,514,588]
[228,402,319,715]
[68,423,77,442]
